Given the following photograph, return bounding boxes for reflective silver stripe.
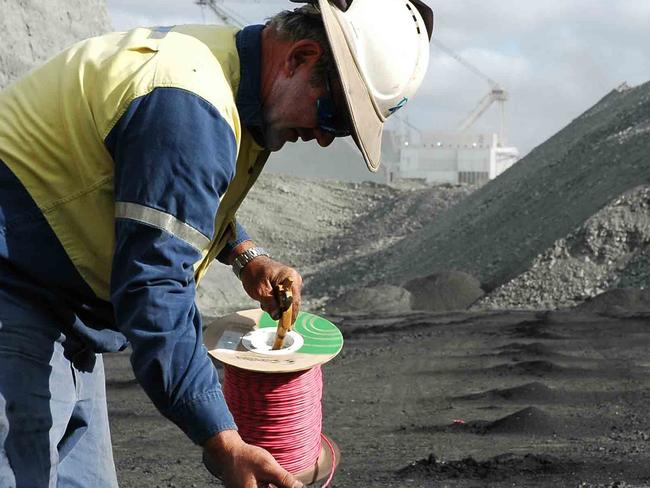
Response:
[148,25,174,39]
[115,202,210,251]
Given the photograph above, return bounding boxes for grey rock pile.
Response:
[405,271,484,311]
[321,271,485,314]
[197,177,474,315]
[306,81,650,311]
[200,80,650,315]
[326,284,412,313]
[479,186,650,309]
[0,0,111,89]
[575,288,650,316]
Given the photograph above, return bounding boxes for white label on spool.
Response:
[217,330,243,351]
[241,329,304,355]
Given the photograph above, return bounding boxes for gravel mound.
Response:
[200,81,650,315]
[325,285,411,313]
[404,270,484,311]
[0,0,111,89]
[507,318,565,340]
[479,185,650,309]
[575,288,650,315]
[484,406,556,435]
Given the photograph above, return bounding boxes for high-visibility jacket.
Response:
[0,24,270,444]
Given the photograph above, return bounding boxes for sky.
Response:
[105,1,650,179]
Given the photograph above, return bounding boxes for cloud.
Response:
[107,0,289,29]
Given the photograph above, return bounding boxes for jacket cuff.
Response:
[165,389,237,445]
[216,221,251,263]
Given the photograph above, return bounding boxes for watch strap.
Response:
[231,246,270,279]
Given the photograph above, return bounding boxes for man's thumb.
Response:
[271,469,305,488]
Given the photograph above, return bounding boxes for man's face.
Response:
[261,41,351,152]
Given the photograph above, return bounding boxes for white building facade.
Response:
[394,132,519,185]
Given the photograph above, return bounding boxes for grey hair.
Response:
[266,5,334,86]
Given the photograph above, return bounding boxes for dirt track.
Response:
[107,307,650,487]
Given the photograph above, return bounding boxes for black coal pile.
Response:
[397,452,565,481]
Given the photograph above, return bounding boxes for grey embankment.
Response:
[308,82,650,311]
[196,178,474,315]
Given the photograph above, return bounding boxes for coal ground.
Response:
[107,306,650,487]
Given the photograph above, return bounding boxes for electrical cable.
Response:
[223,364,336,485]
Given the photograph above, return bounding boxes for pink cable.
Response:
[223,365,332,480]
[320,432,336,487]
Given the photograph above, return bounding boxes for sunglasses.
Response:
[316,73,352,138]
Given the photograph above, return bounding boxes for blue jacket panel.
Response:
[107,87,242,443]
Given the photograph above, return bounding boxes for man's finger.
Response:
[267,469,305,488]
[259,297,280,319]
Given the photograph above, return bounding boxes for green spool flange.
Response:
[205,309,343,373]
[258,311,343,355]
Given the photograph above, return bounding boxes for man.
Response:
[0,0,432,486]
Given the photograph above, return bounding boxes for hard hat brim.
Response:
[318,0,383,172]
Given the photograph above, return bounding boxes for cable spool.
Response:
[203,309,343,486]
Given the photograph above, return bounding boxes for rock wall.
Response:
[0,0,111,89]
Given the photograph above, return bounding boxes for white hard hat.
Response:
[318,0,432,171]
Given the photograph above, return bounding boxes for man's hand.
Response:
[240,255,302,323]
[204,430,305,488]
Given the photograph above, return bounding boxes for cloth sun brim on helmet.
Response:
[318,0,384,172]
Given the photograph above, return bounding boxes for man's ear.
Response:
[285,39,323,76]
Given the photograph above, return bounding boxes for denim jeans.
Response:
[0,291,119,488]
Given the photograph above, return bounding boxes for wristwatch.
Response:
[231,246,270,279]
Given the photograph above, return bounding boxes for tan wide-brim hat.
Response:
[317,0,432,172]
[318,0,382,171]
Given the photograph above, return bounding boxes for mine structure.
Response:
[387,38,519,185]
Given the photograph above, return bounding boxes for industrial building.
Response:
[382,37,520,185]
[388,131,519,185]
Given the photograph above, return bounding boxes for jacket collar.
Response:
[235,24,266,147]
